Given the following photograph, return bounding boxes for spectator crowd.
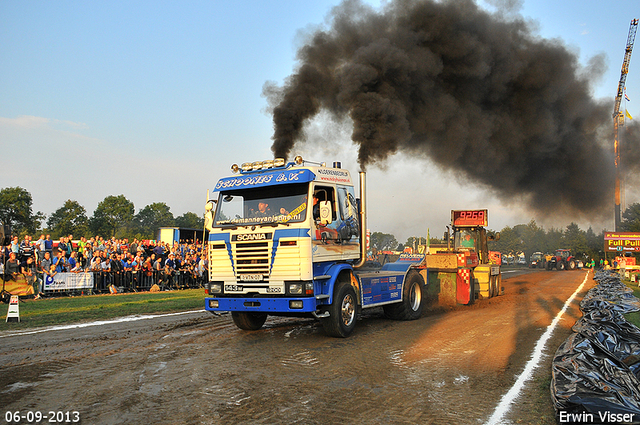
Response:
[0,234,208,298]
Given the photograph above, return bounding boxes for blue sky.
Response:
[2,0,639,241]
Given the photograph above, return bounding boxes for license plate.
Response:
[239,274,262,282]
[225,284,243,291]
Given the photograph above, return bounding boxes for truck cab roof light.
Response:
[252,161,263,170]
[274,158,286,167]
[231,163,240,173]
[263,160,274,169]
[241,162,253,172]
[294,155,304,165]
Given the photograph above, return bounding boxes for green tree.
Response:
[563,222,588,256]
[546,227,564,253]
[491,226,521,255]
[621,203,640,232]
[47,200,89,238]
[134,202,175,239]
[369,231,398,252]
[175,211,204,229]
[90,195,135,238]
[0,187,40,234]
[585,227,604,261]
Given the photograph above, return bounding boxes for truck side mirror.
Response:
[319,201,332,225]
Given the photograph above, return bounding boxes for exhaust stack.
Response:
[354,171,367,268]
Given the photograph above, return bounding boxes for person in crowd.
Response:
[128,239,138,256]
[164,253,176,287]
[39,254,55,296]
[133,252,143,271]
[22,256,40,297]
[36,234,46,263]
[197,254,208,280]
[44,234,53,257]
[101,253,111,272]
[65,235,73,259]
[20,235,34,261]
[110,253,123,287]
[10,236,20,256]
[153,243,164,259]
[70,256,83,272]
[77,237,86,267]
[142,256,154,285]
[153,255,164,284]
[6,252,21,281]
[53,251,67,272]
[40,251,52,277]
[83,241,93,268]
[89,252,102,271]
[57,237,67,259]
[67,251,79,271]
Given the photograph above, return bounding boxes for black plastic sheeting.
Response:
[551,271,640,423]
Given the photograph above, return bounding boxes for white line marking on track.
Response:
[0,309,206,338]
[484,271,589,425]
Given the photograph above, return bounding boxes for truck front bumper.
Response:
[205,297,318,313]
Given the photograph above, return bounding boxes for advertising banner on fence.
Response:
[604,232,640,252]
[44,272,94,291]
[0,276,35,296]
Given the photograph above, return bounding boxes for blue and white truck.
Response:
[203,156,426,337]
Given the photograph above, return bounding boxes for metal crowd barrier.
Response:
[39,269,206,295]
[92,269,206,292]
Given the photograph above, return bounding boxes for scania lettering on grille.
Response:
[232,233,272,241]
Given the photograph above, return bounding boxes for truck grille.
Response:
[234,241,270,279]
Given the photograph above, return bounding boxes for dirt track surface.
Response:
[0,269,594,425]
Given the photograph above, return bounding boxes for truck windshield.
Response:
[454,228,476,250]
[213,183,309,227]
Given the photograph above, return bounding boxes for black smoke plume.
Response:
[265,0,640,218]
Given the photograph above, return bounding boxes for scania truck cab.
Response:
[203,156,426,337]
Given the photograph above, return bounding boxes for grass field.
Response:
[624,280,640,328]
[0,289,205,331]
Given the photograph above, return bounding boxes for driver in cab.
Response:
[250,201,272,218]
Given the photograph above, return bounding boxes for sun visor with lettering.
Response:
[214,169,316,192]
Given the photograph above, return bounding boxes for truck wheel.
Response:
[231,312,268,330]
[547,262,553,271]
[321,281,357,338]
[568,259,576,270]
[383,271,425,320]
[489,275,497,298]
[556,261,564,271]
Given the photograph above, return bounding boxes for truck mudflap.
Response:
[205,296,317,313]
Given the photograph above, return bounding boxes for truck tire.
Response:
[547,261,553,271]
[231,312,268,330]
[383,271,425,321]
[556,261,564,271]
[321,281,357,338]
[567,259,576,270]
[490,275,498,298]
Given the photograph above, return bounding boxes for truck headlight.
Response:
[206,282,223,294]
[288,283,303,295]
